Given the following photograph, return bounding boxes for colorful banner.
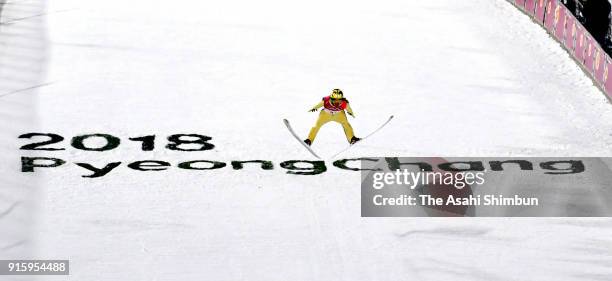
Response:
[563,9,576,50]
[525,0,537,16]
[584,34,596,73]
[574,24,587,63]
[534,0,548,23]
[544,0,558,32]
[508,0,612,102]
[604,56,612,98]
[553,3,566,41]
[594,44,606,85]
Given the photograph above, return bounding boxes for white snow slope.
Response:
[2,0,612,280]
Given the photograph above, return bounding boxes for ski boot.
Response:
[303,139,312,146]
[350,136,361,145]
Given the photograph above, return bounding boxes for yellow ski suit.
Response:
[308,100,355,143]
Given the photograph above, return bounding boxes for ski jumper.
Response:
[308,96,355,143]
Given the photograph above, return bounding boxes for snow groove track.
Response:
[0,0,45,268]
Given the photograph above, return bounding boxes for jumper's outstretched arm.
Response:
[309,101,324,112]
[346,103,355,117]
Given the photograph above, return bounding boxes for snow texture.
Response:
[1,0,612,280]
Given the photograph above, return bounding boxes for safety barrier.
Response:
[509,0,612,102]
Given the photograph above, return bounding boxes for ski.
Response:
[283,119,321,159]
[330,115,394,159]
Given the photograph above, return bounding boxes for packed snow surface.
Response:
[1,0,612,280]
